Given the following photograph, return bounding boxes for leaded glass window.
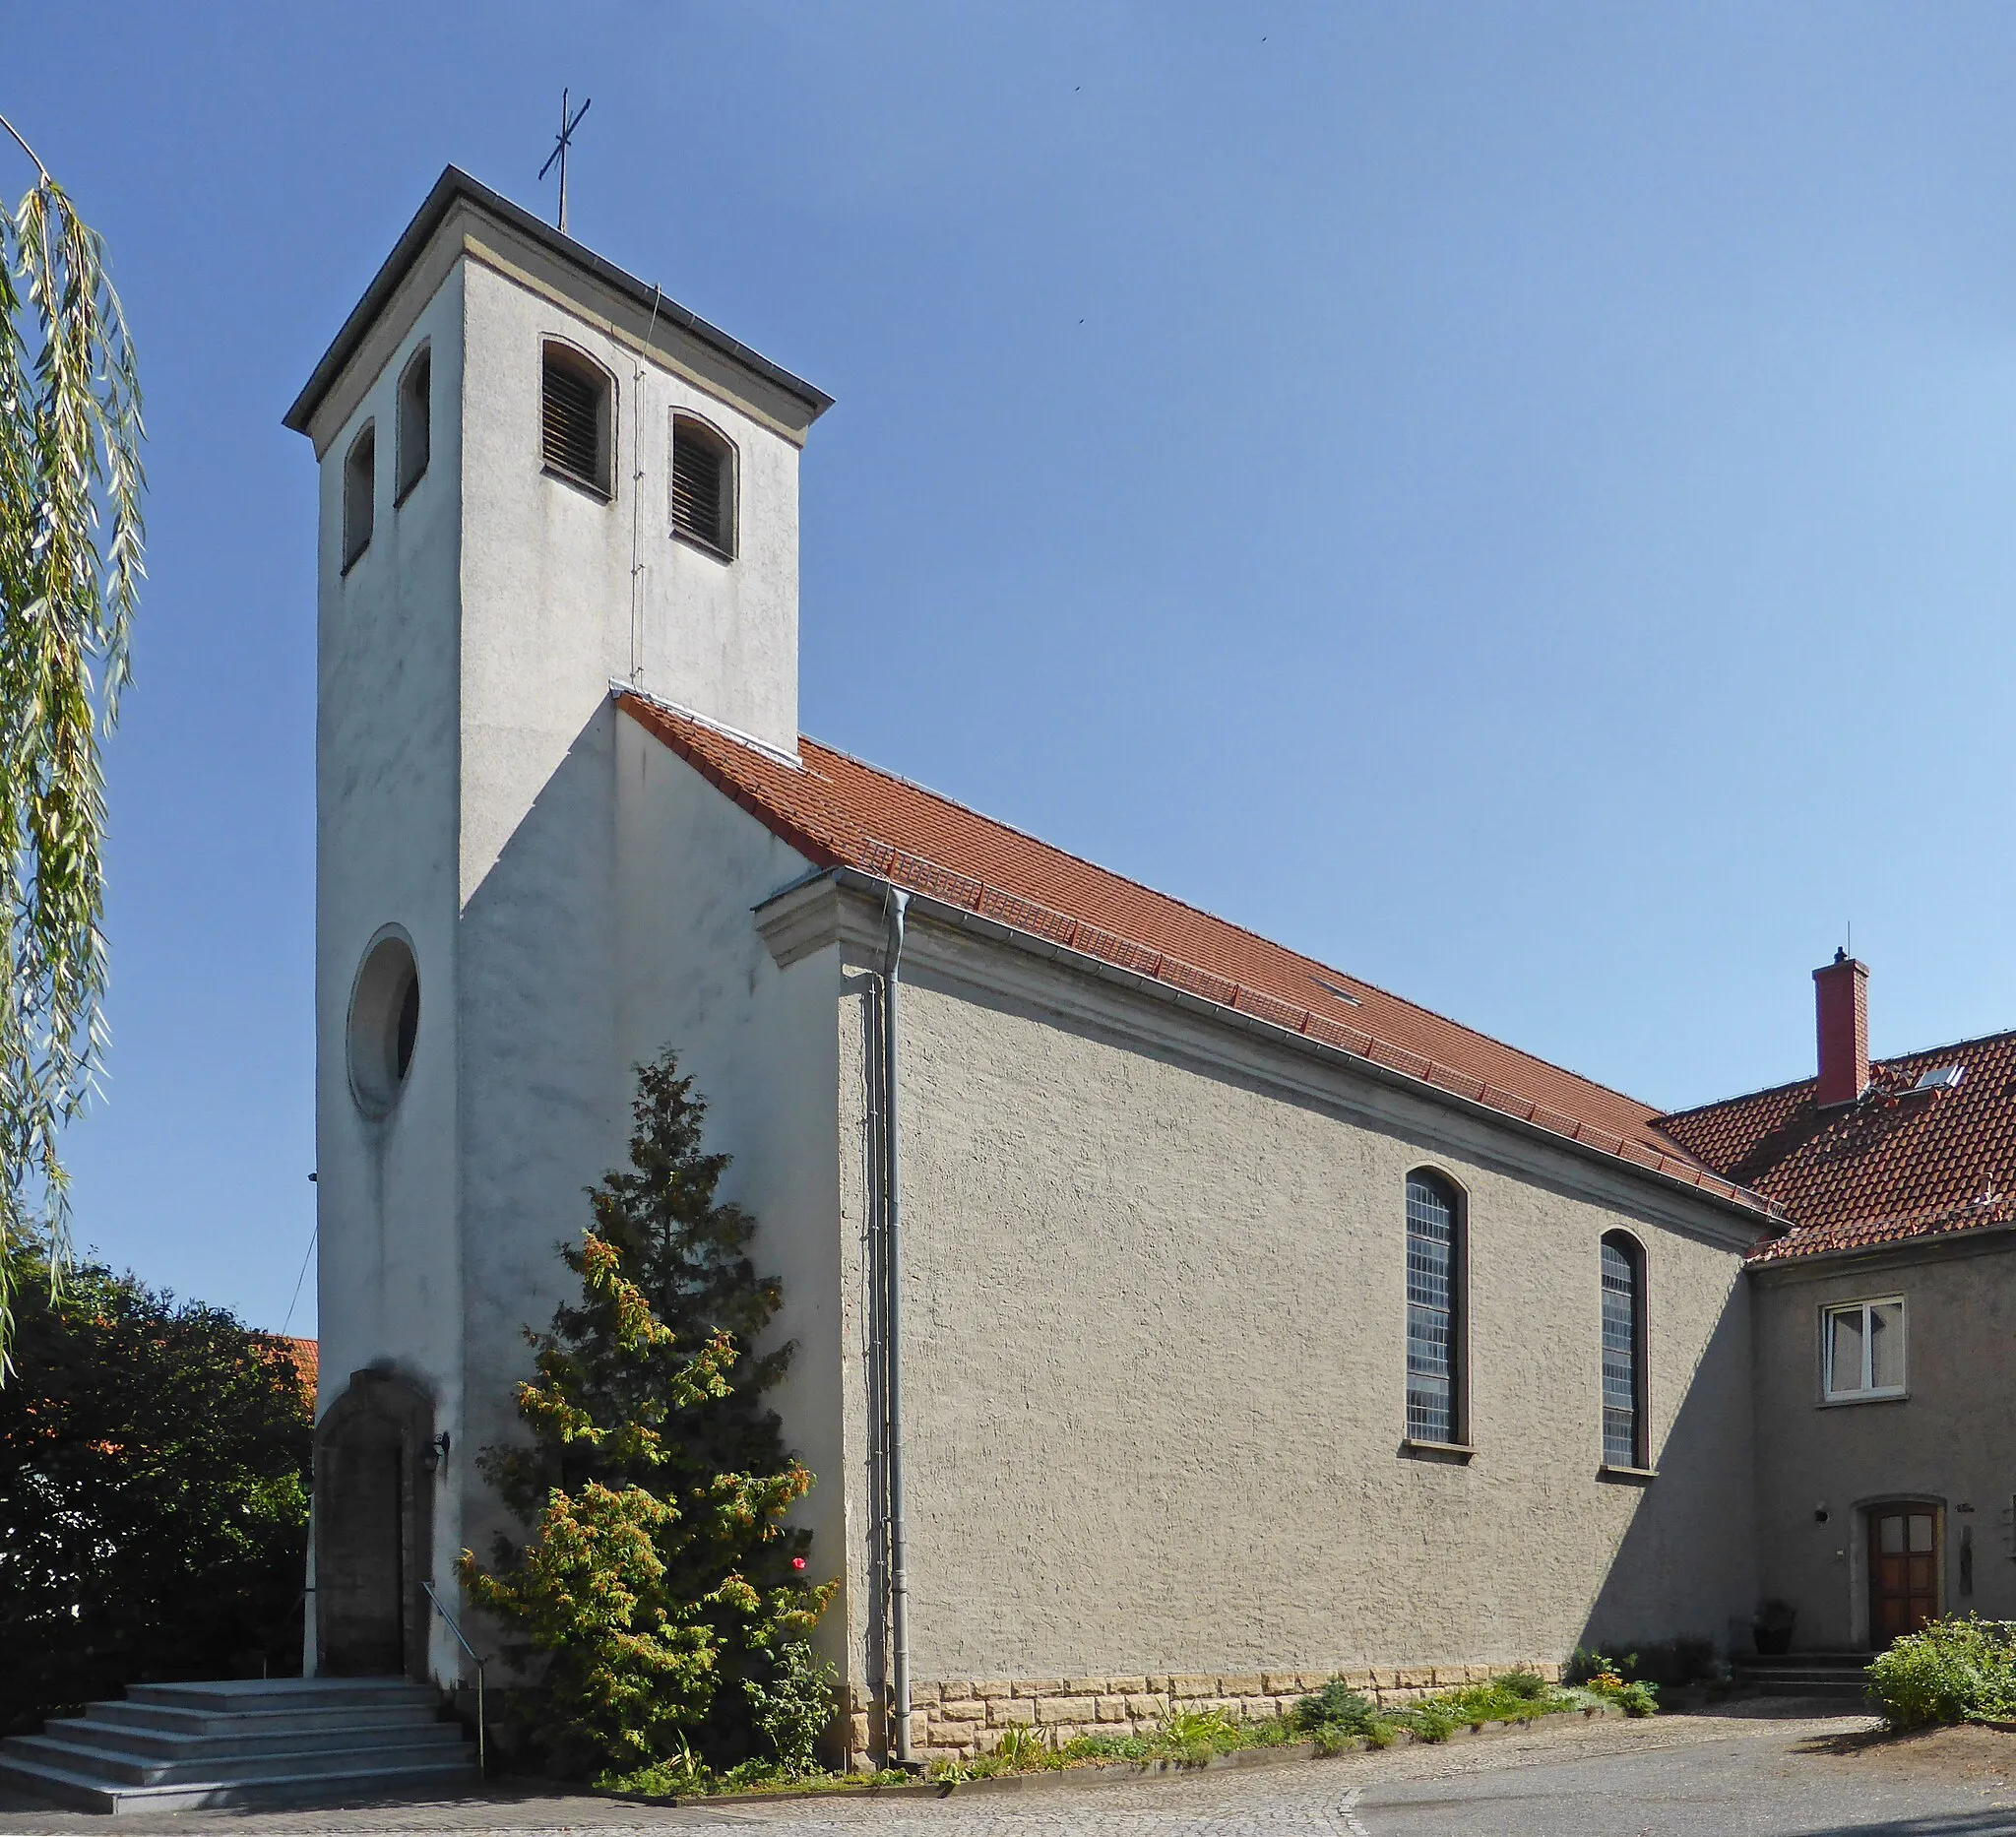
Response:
[1602,1235,1643,1467]
[1406,1173,1459,1443]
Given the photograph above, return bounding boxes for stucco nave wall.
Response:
[860,917,1758,1682]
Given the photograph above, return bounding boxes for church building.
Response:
[284,168,2016,1767]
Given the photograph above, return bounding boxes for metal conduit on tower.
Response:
[881,884,914,1767]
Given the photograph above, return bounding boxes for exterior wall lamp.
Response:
[420,1431,451,1474]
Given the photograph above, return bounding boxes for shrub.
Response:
[1292,1679,1379,1736]
[1402,1700,1460,1743]
[1494,1668,1550,1702]
[462,1052,834,1780]
[1867,1618,2016,1730]
[741,1639,838,1777]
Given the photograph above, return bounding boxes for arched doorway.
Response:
[315,1369,435,1678]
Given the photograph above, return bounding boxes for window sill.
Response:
[1818,1390,1909,1408]
[1401,1438,1476,1464]
[672,527,735,564]
[542,462,612,503]
[1598,1464,1659,1485]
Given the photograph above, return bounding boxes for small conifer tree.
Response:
[460,1051,834,1781]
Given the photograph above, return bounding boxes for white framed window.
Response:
[1823,1297,1906,1401]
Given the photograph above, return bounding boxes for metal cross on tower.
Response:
[539,89,593,235]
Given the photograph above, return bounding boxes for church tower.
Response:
[284,168,832,1680]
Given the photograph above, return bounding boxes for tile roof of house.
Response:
[1658,1031,2016,1263]
[264,1335,318,1395]
[619,691,1779,1222]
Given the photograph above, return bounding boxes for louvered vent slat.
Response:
[672,423,728,551]
[541,357,602,487]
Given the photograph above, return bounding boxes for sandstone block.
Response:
[1397,1667,1434,1689]
[988,1698,1037,1726]
[911,1681,941,1706]
[1217,1674,1264,1697]
[973,1679,1013,1699]
[1169,1675,1217,1698]
[1064,1677,1107,1695]
[1125,1694,1167,1719]
[1013,1679,1066,1698]
[1095,1698,1130,1723]
[1262,1673,1302,1695]
[939,1699,984,1722]
[1104,1676,1148,1695]
[1036,1695,1099,1724]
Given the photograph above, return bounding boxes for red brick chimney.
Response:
[1814,950,1869,1108]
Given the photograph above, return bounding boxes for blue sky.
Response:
[12,3,2016,1333]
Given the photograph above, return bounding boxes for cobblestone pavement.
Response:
[3,1703,2012,1836]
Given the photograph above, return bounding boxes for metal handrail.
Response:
[420,1581,486,1773]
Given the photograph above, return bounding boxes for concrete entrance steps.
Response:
[1735,1651,1873,1702]
[0,1678,478,1814]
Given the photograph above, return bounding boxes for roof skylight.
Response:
[1912,1063,1965,1094]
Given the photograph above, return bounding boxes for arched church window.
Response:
[670,412,736,558]
[1405,1171,1464,1444]
[396,345,430,502]
[1602,1232,1647,1468]
[540,340,613,497]
[347,931,420,1117]
[342,422,375,572]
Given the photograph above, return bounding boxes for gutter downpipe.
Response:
[882,885,914,1768]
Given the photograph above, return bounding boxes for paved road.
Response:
[3,1702,2013,1835]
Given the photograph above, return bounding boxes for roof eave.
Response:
[284,164,834,437]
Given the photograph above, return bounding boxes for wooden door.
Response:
[1869,1505,1939,1646]
[321,1439,407,1675]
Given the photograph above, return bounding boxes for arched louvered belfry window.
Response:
[670,412,736,558]
[1405,1172,1464,1444]
[540,340,614,497]
[1601,1232,1647,1468]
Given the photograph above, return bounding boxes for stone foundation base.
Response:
[846,1662,1565,1766]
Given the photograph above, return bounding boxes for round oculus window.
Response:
[348,931,419,1116]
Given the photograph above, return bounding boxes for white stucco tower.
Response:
[285,168,833,1681]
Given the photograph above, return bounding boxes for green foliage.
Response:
[1399,1699,1460,1742]
[1867,1617,2016,1730]
[461,1052,834,1781]
[989,1722,1055,1768]
[1155,1706,1242,1764]
[0,1235,309,1735]
[0,118,147,1375]
[1567,1638,1717,1691]
[1292,1679,1379,1736]
[1493,1668,1550,1701]
[742,1639,839,1778]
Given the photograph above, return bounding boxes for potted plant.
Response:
[1753,1599,1796,1656]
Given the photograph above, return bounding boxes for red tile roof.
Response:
[261,1335,318,1396]
[619,692,1778,1221]
[1658,1033,2016,1262]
